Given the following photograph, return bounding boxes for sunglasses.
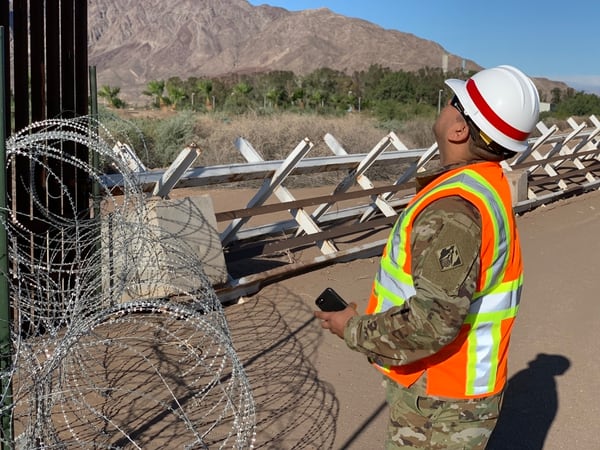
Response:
[450,95,466,117]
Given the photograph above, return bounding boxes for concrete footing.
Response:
[102,194,227,302]
[504,169,528,205]
[146,195,227,285]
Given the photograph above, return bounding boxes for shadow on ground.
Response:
[224,284,340,449]
[488,353,571,450]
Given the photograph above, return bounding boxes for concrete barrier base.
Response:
[504,169,528,206]
[146,195,228,286]
[102,194,227,303]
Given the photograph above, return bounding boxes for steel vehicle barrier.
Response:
[102,115,600,302]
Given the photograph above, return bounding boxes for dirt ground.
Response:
[221,188,600,449]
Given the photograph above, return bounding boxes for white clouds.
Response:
[550,76,600,95]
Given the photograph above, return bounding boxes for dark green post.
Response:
[0,26,13,449]
[89,66,100,220]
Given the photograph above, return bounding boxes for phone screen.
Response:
[315,287,348,311]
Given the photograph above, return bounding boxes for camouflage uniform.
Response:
[344,166,503,449]
[384,376,502,449]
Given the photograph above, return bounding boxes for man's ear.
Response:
[448,119,470,144]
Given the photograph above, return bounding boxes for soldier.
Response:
[314,65,540,449]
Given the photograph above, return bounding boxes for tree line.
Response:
[99,65,600,120]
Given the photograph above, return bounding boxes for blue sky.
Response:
[247,0,600,93]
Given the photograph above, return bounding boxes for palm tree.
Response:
[224,82,254,113]
[143,80,166,108]
[167,85,186,110]
[98,85,125,108]
[197,79,213,110]
[266,87,286,109]
[233,82,253,96]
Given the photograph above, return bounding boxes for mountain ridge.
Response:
[88,0,567,104]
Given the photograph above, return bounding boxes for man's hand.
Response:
[314,303,358,339]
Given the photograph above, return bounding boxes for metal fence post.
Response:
[0,25,13,449]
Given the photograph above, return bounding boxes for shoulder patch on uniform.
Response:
[438,244,463,271]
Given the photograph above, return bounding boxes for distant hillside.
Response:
[88,0,568,104]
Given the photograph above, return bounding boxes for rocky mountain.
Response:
[88,0,566,104]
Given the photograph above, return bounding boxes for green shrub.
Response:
[153,111,200,166]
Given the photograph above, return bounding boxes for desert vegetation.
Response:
[100,108,435,172]
[99,65,600,118]
[96,65,600,171]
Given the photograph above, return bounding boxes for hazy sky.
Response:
[247,0,600,93]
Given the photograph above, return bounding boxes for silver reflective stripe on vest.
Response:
[469,286,521,316]
[376,267,416,311]
[471,321,496,395]
[385,217,405,264]
[466,286,520,394]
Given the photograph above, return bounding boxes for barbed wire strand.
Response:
[0,116,255,449]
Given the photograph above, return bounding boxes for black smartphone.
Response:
[315,287,348,311]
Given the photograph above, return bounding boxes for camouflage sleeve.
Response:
[344,196,482,366]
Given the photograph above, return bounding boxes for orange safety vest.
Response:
[366,161,522,399]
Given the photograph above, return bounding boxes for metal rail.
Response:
[100,147,427,191]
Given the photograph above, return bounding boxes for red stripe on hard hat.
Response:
[466,79,529,142]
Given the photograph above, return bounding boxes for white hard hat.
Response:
[445,65,540,153]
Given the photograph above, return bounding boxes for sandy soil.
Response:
[221,188,600,449]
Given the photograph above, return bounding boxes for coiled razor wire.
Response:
[0,117,256,449]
